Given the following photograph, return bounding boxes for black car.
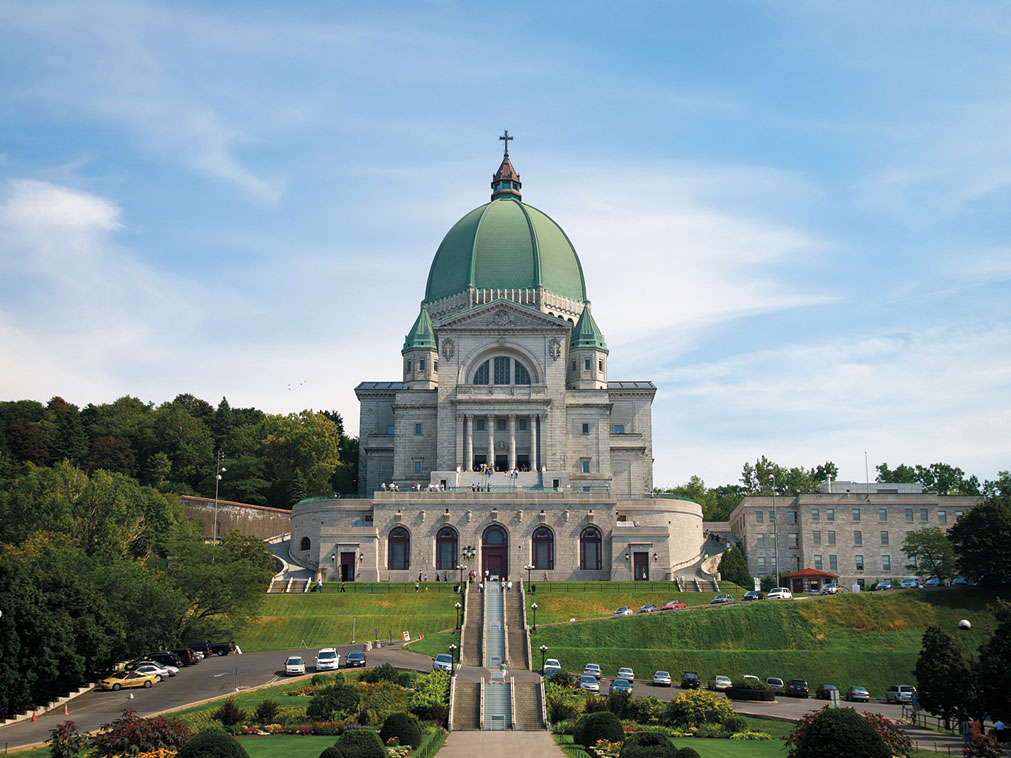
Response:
[816,684,839,700]
[786,679,810,698]
[345,651,366,668]
[147,650,184,668]
[681,672,700,689]
[185,640,235,657]
[742,590,764,602]
[184,641,214,658]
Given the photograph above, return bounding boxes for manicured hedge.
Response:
[725,687,776,701]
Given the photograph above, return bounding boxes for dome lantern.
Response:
[491,129,522,201]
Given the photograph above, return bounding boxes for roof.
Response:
[402,307,436,352]
[781,568,839,579]
[356,382,405,391]
[607,381,656,390]
[570,305,608,352]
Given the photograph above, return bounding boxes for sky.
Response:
[1,0,1009,488]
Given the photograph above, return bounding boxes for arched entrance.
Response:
[482,524,508,579]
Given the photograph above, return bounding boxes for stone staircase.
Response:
[451,682,480,730]
[484,582,505,670]
[268,579,287,593]
[512,680,544,730]
[461,583,483,666]
[503,586,529,669]
[483,681,511,731]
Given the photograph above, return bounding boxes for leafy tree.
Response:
[152,402,213,491]
[902,528,957,583]
[718,547,751,587]
[573,711,623,747]
[977,599,1011,723]
[4,417,49,464]
[307,683,362,721]
[212,397,233,451]
[877,462,981,495]
[87,435,138,477]
[46,398,88,465]
[946,499,1011,586]
[262,410,341,507]
[914,625,976,728]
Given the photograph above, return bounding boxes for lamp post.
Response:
[449,643,458,674]
[462,544,476,577]
[454,601,462,630]
[770,473,779,587]
[213,450,226,544]
[524,563,534,593]
[457,563,466,588]
[531,602,538,633]
[539,644,548,673]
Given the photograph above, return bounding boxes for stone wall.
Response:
[179,495,291,540]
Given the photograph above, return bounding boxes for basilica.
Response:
[290,138,703,582]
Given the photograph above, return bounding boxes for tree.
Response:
[946,499,1011,586]
[902,528,957,583]
[877,462,981,495]
[87,435,138,477]
[718,547,751,588]
[977,599,1011,723]
[914,625,976,728]
[4,417,49,464]
[46,398,88,465]
[261,411,341,508]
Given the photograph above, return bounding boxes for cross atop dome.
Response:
[492,130,522,201]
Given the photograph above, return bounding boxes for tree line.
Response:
[0,393,359,509]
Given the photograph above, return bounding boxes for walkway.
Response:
[438,731,563,757]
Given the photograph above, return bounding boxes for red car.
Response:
[661,600,687,611]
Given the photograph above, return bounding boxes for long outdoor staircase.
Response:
[451,682,480,730]
[503,586,529,669]
[512,680,544,730]
[484,581,506,670]
[460,582,483,666]
[483,680,511,730]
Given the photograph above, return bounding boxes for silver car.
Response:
[579,674,600,692]
[652,671,672,687]
[616,667,635,682]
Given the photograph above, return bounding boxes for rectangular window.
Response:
[406,359,412,372]
[757,556,766,572]
[882,555,891,571]
[789,511,797,524]
[571,360,577,372]
[769,510,776,524]
[826,508,835,522]
[789,533,799,548]
[814,555,823,571]
[879,508,888,521]
[475,419,485,431]
[813,530,821,545]
[770,556,777,573]
[386,425,395,434]
[828,530,836,545]
[920,508,928,522]
[414,423,422,435]
[811,508,820,522]
[854,531,862,546]
[756,533,765,548]
[793,556,801,572]
[905,508,913,522]
[497,418,506,431]
[852,508,861,521]
[598,359,604,371]
[955,511,963,519]
[581,459,590,474]
[493,356,510,384]
[519,418,527,431]
[939,510,947,524]
[829,555,838,571]
[418,358,426,370]
[855,555,864,571]
[907,554,917,568]
[584,358,591,370]
[613,424,625,434]
[756,511,764,524]
[414,460,422,474]
[881,531,889,545]
[582,423,589,434]
[434,360,438,372]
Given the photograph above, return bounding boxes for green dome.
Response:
[424,197,588,305]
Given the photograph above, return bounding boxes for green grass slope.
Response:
[531,581,747,624]
[535,588,1000,698]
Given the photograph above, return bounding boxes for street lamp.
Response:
[457,563,465,587]
[462,544,477,576]
[531,602,538,633]
[539,644,548,673]
[449,643,458,674]
[213,450,226,543]
[770,473,779,587]
[524,563,534,593]
[454,601,462,630]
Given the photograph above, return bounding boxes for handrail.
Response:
[448,671,457,732]
[481,583,489,668]
[540,675,549,729]
[459,582,471,666]
[479,678,486,731]
[520,582,531,670]
[509,675,517,731]
[502,584,511,669]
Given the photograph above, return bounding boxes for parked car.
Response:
[846,686,871,702]
[614,606,632,617]
[924,578,942,588]
[134,663,177,681]
[637,604,657,614]
[432,654,454,672]
[709,676,732,691]
[147,651,184,668]
[187,640,235,656]
[543,658,562,677]
[171,648,200,666]
[583,664,602,680]
[616,667,635,682]
[900,578,919,589]
[285,656,306,676]
[886,685,916,703]
[184,641,214,658]
[767,587,793,600]
[315,647,340,671]
[874,580,893,591]
[710,594,734,605]
[766,677,785,693]
[681,672,701,689]
[816,684,839,700]
[652,671,672,687]
[741,675,762,686]
[345,651,366,668]
[610,678,632,694]
[820,584,841,595]
[579,674,600,692]
[99,671,157,691]
[661,600,687,611]
[742,590,764,602]
[951,577,969,586]
[786,679,810,698]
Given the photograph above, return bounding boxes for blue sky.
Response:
[1,0,1009,488]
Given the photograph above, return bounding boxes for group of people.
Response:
[961,717,1006,746]
[379,482,400,491]
[380,482,449,492]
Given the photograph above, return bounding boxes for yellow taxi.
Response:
[98,670,158,691]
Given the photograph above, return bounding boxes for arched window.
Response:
[388,527,410,570]
[474,361,490,384]
[299,536,311,551]
[515,362,531,384]
[436,526,458,570]
[532,526,554,570]
[483,524,507,545]
[472,357,533,385]
[580,526,602,570]
[493,357,510,384]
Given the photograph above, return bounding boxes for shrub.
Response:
[584,695,610,713]
[546,681,586,723]
[212,699,246,726]
[722,715,748,734]
[662,690,733,729]
[320,749,342,758]
[964,735,1003,758]
[380,713,422,749]
[333,728,386,758]
[606,690,631,719]
[551,671,576,689]
[674,748,700,758]
[731,678,766,690]
[253,699,280,725]
[361,663,411,687]
[48,720,86,758]
[724,687,775,701]
[626,695,663,725]
[307,683,362,721]
[414,702,448,726]
[573,711,623,747]
[357,680,409,725]
[177,728,249,758]
[861,711,911,756]
[620,731,677,758]
[90,709,191,756]
[408,670,450,718]
[787,707,889,758]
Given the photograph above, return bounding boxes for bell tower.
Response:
[402,306,438,390]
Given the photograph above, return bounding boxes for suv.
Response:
[886,685,916,703]
[766,677,785,693]
[767,587,793,600]
[786,679,810,698]
[742,590,764,601]
[681,672,700,689]
[146,650,183,668]
[172,648,200,666]
[315,648,340,671]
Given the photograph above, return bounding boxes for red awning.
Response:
[781,568,839,579]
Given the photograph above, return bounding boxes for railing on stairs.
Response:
[539,676,549,729]
[479,678,485,731]
[509,676,517,731]
[459,582,471,665]
[448,672,457,731]
[521,582,532,670]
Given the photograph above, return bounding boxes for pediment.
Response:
[435,299,573,332]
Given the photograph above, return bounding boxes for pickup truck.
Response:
[185,640,237,657]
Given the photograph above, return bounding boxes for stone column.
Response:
[508,414,517,471]
[465,414,473,473]
[456,413,463,471]
[487,414,495,471]
[529,413,538,472]
[538,412,546,471]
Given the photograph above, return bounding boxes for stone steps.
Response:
[512,681,544,730]
[461,584,483,667]
[484,681,511,731]
[451,682,481,731]
[503,590,528,669]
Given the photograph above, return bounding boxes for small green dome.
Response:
[424,196,588,305]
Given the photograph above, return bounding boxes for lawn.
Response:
[239,735,339,756]
[535,588,999,698]
[530,582,747,625]
[237,583,460,652]
[554,732,787,757]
